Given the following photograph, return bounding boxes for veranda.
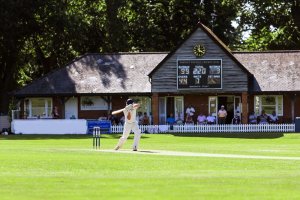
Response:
[10,119,296,135]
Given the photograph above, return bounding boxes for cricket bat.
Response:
[111,108,125,115]
[111,104,133,115]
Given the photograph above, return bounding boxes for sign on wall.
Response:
[177,59,222,89]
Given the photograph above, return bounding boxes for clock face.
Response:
[193,44,206,57]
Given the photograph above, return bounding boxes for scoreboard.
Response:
[177,59,222,89]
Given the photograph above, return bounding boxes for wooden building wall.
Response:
[295,96,300,118]
[184,94,209,122]
[151,28,249,93]
[78,95,129,119]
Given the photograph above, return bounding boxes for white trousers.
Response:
[116,122,141,150]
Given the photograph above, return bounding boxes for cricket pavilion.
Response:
[11,23,300,133]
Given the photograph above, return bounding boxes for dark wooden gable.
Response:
[149,23,252,93]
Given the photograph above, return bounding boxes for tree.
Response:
[0,0,239,114]
[234,0,300,50]
[1,0,299,114]
[0,0,37,114]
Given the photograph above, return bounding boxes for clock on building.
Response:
[193,44,206,57]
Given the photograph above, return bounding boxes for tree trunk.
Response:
[0,91,9,115]
[0,52,18,115]
[291,4,300,29]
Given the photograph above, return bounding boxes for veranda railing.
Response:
[110,124,295,134]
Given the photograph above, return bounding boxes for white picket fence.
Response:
[111,124,295,134]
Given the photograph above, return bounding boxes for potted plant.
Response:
[82,97,94,106]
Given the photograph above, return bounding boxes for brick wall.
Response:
[184,94,208,122]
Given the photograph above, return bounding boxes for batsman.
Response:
[112,99,141,151]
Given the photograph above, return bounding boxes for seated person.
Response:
[269,111,279,123]
[206,113,216,124]
[176,119,184,125]
[120,116,125,125]
[137,112,143,125]
[185,114,194,125]
[257,110,270,124]
[175,112,184,125]
[232,114,241,124]
[141,112,150,125]
[166,113,176,125]
[197,113,207,124]
[108,114,118,125]
[51,106,59,119]
[249,111,257,124]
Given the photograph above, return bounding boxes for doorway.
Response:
[159,96,184,124]
[65,97,78,119]
[166,97,175,118]
[218,96,233,124]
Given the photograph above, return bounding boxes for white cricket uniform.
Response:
[115,104,141,150]
[186,107,195,116]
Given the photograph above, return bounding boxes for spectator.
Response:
[141,112,150,125]
[186,105,195,118]
[218,105,227,124]
[137,112,143,125]
[232,113,241,124]
[197,113,207,125]
[51,106,59,119]
[206,113,216,124]
[257,110,270,124]
[269,111,279,123]
[166,113,176,125]
[149,112,153,125]
[249,111,257,124]
[185,113,194,125]
[108,114,118,125]
[175,112,184,125]
[120,116,125,125]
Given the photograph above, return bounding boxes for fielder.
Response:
[112,99,141,151]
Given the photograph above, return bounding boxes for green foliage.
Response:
[0,0,299,114]
[235,0,300,50]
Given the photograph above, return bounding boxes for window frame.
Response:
[254,95,283,116]
[80,96,111,110]
[25,98,53,118]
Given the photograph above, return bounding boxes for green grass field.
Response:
[1,133,300,200]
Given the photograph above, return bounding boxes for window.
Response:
[208,96,217,116]
[129,96,151,115]
[254,95,283,116]
[129,96,152,124]
[80,96,110,110]
[175,97,184,121]
[25,98,52,118]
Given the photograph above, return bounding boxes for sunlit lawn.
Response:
[0,133,300,200]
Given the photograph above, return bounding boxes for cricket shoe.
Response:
[114,146,120,151]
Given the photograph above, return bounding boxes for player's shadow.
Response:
[100,134,150,140]
[137,150,158,154]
